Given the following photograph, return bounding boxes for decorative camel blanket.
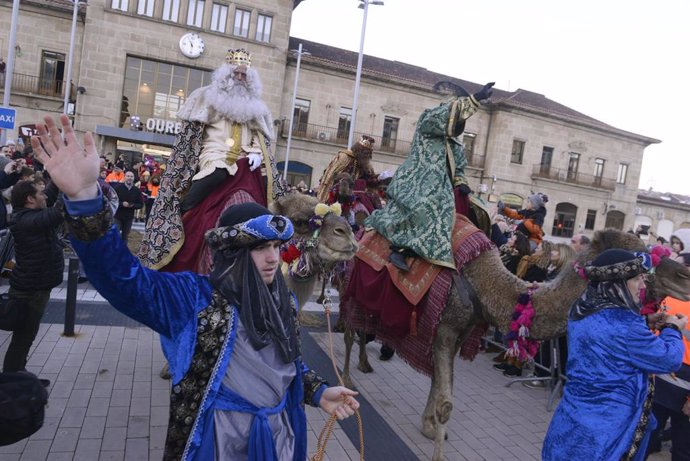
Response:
[342,214,494,377]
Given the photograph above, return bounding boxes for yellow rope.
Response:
[310,287,365,461]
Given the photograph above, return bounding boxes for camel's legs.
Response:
[342,327,355,389]
[357,330,373,373]
[429,323,458,461]
[421,367,439,439]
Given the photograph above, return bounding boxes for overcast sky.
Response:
[291,0,689,195]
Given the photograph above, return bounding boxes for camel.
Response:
[269,191,359,309]
[274,193,690,461]
[340,228,690,460]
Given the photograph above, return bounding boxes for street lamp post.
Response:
[346,0,383,149]
[0,0,21,147]
[283,43,310,181]
[63,0,85,117]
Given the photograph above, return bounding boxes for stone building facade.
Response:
[2,0,689,240]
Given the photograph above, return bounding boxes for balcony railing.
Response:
[532,164,615,190]
[1,72,71,99]
[279,119,412,157]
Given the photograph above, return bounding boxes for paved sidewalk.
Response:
[0,244,673,460]
[0,324,357,461]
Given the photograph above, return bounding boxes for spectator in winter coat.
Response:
[112,171,143,243]
[497,192,548,251]
[2,180,63,387]
[0,160,22,229]
[669,229,690,262]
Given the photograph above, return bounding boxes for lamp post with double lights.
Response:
[346,0,384,149]
[283,43,311,181]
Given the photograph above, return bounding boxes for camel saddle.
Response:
[356,214,484,306]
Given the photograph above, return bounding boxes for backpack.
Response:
[0,371,48,446]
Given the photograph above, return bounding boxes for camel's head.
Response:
[584,228,690,302]
[270,193,358,267]
[646,256,690,302]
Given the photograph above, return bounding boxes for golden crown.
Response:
[226,48,252,68]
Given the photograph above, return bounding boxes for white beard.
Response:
[176,63,274,139]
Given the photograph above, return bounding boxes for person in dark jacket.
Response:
[111,170,142,243]
[3,180,63,384]
[0,159,23,229]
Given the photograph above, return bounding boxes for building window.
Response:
[210,3,228,32]
[567,152,580,180]
[551,203,577,238]
[511,139,525,164]
[39,51,66,97]
[276,161,313,190]
[186,0,204,27]
[233,9,251,37]
[594,158,605,178]
[605,210,625,230]
[463,133,476,157]
[161,0,179,21]
[337,107,352,140]
[593,157,605,186]
[121,56,213,127]
[540,146,553,174]
[137,0,154,16]
[292,98,310,137]
[617,163,628,184]
[111,0,129,11]
[381,116,399,151]
[256,14,272,42]
[585,209,597,230]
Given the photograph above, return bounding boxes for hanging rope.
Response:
[310,278,365,461]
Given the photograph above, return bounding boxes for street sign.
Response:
[0,107,16,130]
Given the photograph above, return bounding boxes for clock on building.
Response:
[179,32,205,58]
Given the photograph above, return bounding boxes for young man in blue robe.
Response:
[31,114,360,461]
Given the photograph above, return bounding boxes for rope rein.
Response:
[310,277,365,461]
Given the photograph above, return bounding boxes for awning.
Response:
[95,125,176,147]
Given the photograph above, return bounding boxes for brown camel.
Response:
[269,192,359,309]
[339,228,690,460]
[273,193,690,460]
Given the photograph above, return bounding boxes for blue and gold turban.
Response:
[584,249,652,282]
[205,203,294,252]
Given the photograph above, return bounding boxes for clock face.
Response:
[179,32,205,58]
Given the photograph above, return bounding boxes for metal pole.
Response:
[283,43,303,181]
[63,0,80,116]
[63,256,80,336]
[0,0,21,147]
[346,1,370,149]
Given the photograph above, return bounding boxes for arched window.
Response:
[499,193,523,210]
[552,202,577,238]
[605,210,626,230]
[276,161,313,189]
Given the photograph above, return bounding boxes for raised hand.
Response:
[31,114,100,200]
[473,82,495,102]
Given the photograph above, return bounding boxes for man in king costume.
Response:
[365,82,494,270]
[31,114,360,461]
[316,135,376,204]
[139,48,284,273]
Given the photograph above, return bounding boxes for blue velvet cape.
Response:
[542,308,683,460]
